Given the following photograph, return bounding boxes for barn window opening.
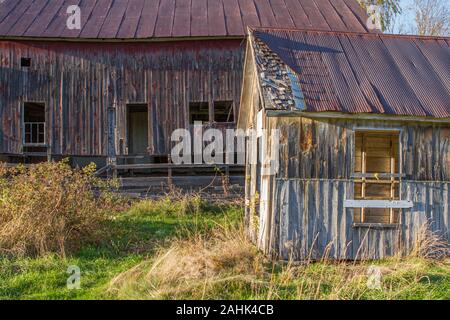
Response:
[21,57,32,68]
[189,102,210,124]
[353,131,401,224]
[23,102,46,146]
[214,101,234,123]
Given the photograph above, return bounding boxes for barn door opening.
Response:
[127,104,149,155]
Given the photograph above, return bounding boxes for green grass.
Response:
[0,198,448,300]
[0,198,242,300]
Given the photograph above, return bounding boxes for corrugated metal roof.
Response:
[0,0,372,39]
[252,28,450,118]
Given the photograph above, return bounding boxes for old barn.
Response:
[0,0,371,173]
[239,28,449,260]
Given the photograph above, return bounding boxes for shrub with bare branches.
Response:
[0,160,120,258]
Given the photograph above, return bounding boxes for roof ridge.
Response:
[0,0,373,40]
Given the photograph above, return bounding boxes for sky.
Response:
[394,0,416,33]
[392,0,449,34]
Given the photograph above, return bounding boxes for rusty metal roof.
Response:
[0,0,371,39]
[252,28,450,118]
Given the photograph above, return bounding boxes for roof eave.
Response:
[0,35,246,43]
[265,110,450,124]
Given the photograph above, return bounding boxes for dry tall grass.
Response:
[0,161,120,258]
[409,223,449,260]
[108,223,263,299]
[108,219,449,300]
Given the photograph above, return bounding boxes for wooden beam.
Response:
[361,134,366,222]
[351,173,405,179]
[352,223,400,229]
[94,165,111,177]
[344,200,413,209]
[265,110,450,124]
[113,163,243,170]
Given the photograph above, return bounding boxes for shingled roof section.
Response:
[0,0,372,39]
[252,28,450,119]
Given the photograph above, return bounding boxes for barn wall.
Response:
[261,117,449,260]
[0,39,245,156]
[272,179,449,260]
[274,117,449,181]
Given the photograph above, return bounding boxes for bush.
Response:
[0,160,119,258]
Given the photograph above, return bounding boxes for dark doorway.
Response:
[127,104,149,155]
[23,102,46,158]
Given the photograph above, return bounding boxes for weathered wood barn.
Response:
[0,0,372,169]
[239,28,450,260]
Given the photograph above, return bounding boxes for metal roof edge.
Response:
[0,35,245,43]
[265,110,450,123]
[250,27,450,41]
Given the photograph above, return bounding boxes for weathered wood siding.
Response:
[274,118,449,181]
[0,39,244,156]
[254,116,449,260]
[272,179,449,260]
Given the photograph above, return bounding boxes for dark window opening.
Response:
[23,102,46,146]
[214,101,234,123]
[127,104,149,155]
[354,131,400,224]
[21,58,31,68]
[189,102,210,124]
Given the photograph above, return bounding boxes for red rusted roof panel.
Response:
[154,0,175,37]
[172,0,191,37]
[0,0,371,39]
[116,0,145,38]
[223,0,245,36]
[282,0,307,29]
[207,0,227,36]
[135,0,160,38]
[253,28,450,118]
[98,0,129,38]
[42,0,82,38]
[268,0,295,29]
[190,0,208,37]
[7,0,49,36]
[80,0,113,38]
[24,0,64,37]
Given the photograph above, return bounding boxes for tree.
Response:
[357,0,402,32]
[413,0,449,36]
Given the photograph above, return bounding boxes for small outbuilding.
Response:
[238,28,450,260]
